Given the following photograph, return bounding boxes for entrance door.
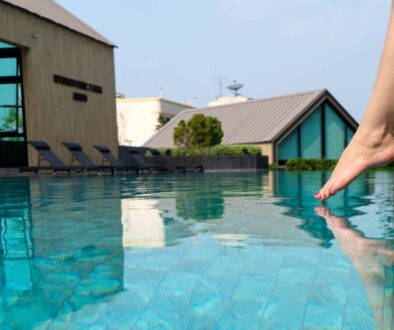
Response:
[0,42,27,167]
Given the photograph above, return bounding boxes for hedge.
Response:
[371,162,394,171]
[156,144,262,157]
[285,158,394,171]
[285,159,337,171]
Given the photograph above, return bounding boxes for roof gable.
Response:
[2,0,114,46]
[144,89,333,148]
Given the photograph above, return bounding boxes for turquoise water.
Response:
[0,171,393,329]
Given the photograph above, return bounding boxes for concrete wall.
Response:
[258,143,274,164]
[0,3,118,166]
[116,98,191,147]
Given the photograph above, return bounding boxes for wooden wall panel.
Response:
[0,3,119,166]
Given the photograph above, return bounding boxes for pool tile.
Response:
[303,303,345,329]
[241,249,284,276]
[123,269,167,304]
[308,283,348,306]
[178,272,240,327]
[260,299,305,330]
[123,250,152,269]
[176,244,221,273]
[206,250,248,275]
[135,270,201,326]
[139,247,188,272]
[342,304,376,330]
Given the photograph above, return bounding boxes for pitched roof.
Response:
[1,0,114,46]
[144,89,332,148]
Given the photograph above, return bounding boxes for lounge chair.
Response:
[62,142,113,174]
[94,145,139,174]
[119,147,166,173]
[19,141,75,174]
[149,149,186,173]
[149,149,203,173]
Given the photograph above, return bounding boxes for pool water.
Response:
[0,171,393,329]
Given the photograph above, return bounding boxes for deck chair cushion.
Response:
[30,141,50,150]
[63,142,82,151]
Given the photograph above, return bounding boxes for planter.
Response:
[119,146,268,171]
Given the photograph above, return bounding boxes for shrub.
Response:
[285,159,337,171]
[173,114,223,148]
[173,120,189,147]
[157,144,261,157]
[371,161,394,171]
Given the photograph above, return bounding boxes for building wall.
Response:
[277,102,355,163]
[116,98,191,147]
[0,3,118,165]
[258,143,274,164]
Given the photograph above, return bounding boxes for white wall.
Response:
[116,98,191,146]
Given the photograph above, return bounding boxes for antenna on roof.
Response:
[227,80,244,96]
[213,73,227,97]
[158,85,163,98]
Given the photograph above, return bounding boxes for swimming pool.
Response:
[0,171,392,329]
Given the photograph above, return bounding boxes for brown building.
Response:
[0,0,118,167]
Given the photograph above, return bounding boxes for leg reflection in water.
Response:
[315,206,394,330]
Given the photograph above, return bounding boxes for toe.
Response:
[319,182,332,201]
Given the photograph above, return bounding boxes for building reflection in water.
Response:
[119,172,330,248]
[121,199,165,248]
[0,177,124,328]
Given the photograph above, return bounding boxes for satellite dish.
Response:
[227,80,244,96]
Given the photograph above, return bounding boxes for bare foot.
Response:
[315,127,394,201]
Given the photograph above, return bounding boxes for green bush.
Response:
[157,144,261,157]
[173,114,223,148]
[285,159,394,171]
[285,159,337,171]
[371,161,394,171]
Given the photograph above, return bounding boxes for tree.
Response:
[0,107,21,132]
[173,114,223,148]
[155,115,169,132]
[173,120,189,147]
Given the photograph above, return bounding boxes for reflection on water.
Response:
[122,199,165,248]
[315,206,394,330]
[0,171,392,328]
[0,177,124,328]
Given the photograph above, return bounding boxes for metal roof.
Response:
[1,0,114,46]
[144,89,333,148]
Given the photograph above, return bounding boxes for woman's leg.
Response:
[315,3,394,201]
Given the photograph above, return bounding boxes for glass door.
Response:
[0,41,27,167]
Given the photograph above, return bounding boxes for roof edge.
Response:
[271,89,328,142]
[272,89,359,144]
[177,88,328,116]
[0,0,115,47]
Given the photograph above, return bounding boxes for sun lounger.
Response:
[62,142,113,174]
[94,145,139,174]
[119,147,166,172]
[149,149,203,173]
[19,141,75,174]
[149,149,186,173]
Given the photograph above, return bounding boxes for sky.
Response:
[57,0,391,121]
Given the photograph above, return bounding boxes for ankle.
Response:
[352,125,390,149]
